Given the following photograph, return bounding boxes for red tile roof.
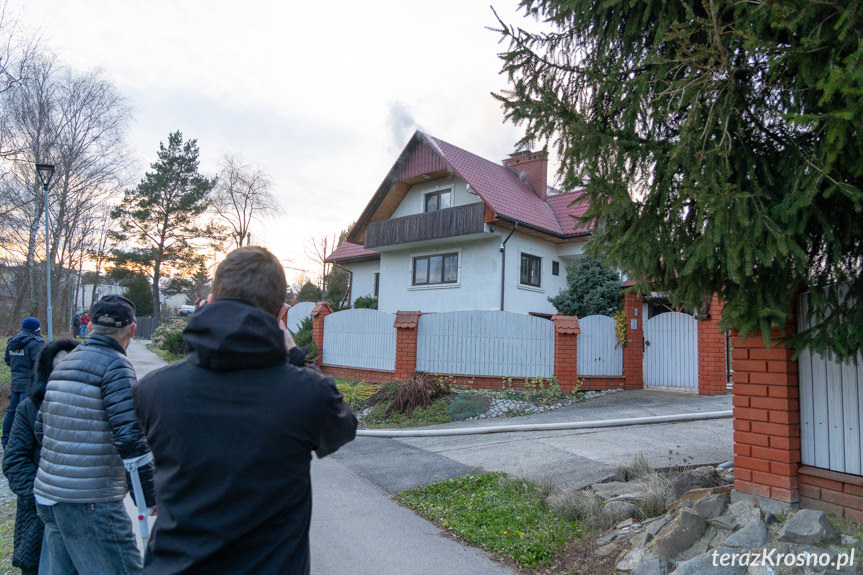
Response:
[547,190,592,235]
[326,241,379,263]
[423,133,592,237]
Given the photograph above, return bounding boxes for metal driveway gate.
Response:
[643,312,698,390]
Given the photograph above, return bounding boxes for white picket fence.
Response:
[322,309,397,371]
[286,301,315,334]
[798,295,863,475]
[577,315,623,376]
[416,310,554,378]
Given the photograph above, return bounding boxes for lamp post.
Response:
[36,163,55,342]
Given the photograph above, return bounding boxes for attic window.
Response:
[424,189,452,212]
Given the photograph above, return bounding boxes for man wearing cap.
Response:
[34,295,155,574]
[3,318,45,449]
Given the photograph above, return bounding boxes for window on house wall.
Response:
[552,261,560,276]
[413,253,458,285]
[520,253,542,287]
[424,189,453,212]
[373,272,380,297]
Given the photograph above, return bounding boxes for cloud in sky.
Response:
[15,0,546,281]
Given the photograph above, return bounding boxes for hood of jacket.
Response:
[183,298,288,371]
[29,338,79,405]
[8,329,43,351]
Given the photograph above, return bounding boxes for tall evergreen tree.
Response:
[110,131,218,324]
[549,257,621,318]
[495,1,863,357]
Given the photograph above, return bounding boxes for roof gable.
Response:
[347,131,592,245]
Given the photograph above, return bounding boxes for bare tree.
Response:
[212,154,279,249]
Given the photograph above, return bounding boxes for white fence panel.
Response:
[323,309,396,371]
[798,295,863,474]
[416,311,554,378]
[577,315,623,376]
[643,312,698,389]
[286,302,315,334]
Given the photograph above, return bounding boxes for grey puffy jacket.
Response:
[34,334,155,504]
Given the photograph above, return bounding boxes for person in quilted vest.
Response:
[34,295,155,575]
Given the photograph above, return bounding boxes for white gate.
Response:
[416,311,554,378]
[798,295,863,474]
[643,312,698,389]
[322,309,397,371]
[577,315,623,376]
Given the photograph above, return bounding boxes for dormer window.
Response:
[424,189,453,212]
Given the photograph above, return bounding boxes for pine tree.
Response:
[123,274,154,317]
[110,131,219,325]
[495,1,863,357]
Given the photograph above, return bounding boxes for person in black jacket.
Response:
[135,246,357,575]
[3,317,45,449]
[3,338,78,575]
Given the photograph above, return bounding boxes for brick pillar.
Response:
[289,298,299,307]
[731,323,800,504]
[393,311,420,380]
[622,292,644,389]
[698,294,728,395]
[310,301,333,365]
[552,315,580,393]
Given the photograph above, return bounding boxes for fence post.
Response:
[698,294,728,395]
[311,301,333,365]
[622,292,644,389]
[552,315,580,393]
[393,311,420,380]
[731,321,800,505]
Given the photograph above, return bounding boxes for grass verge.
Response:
[146,343,185,364]
[363,395,451,428]
[0,497,16,574]
[395,472,581,568]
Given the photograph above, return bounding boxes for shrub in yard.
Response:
[447,393,490,420]
[387,372,451,416]
[353,296,378,309]
[289,316,318,361]
[152,317,188,356]
[335,379,378,410]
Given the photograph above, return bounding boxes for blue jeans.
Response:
[37,502,142,575]
[2,390,24,449]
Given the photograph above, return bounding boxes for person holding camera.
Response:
[135,246,357,575]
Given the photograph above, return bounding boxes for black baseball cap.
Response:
[91,295,136,327]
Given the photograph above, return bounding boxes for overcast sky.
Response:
[16,0,548,284]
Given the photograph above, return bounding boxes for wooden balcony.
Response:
[364,202,486,249]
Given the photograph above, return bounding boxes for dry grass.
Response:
[547,489,618,532]
[387,372,451,416]
[613,452,654,482]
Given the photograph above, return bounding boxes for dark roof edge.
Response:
[494,214,592,240]
[325,253,381,264]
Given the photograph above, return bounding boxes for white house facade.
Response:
[327,131,593,317]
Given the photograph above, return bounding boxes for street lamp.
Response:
[36,163,55,342]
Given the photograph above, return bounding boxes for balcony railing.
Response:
[364,202,485,249]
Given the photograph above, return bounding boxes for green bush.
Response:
[549,256,621,317]
[353,296,378,309]
[152,317,188,356]
[289,316,318,361]
[448,393,490,420]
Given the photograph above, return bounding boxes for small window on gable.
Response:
[424,189,453,212]
[552,261,560,276]
[520,253,542,287]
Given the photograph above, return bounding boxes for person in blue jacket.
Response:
[3,317,45,449]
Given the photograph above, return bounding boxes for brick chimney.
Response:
[503,150,548,199]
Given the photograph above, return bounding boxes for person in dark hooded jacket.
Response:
[135,246,357,575]
[2,338,78,575]
[3,318,45,449]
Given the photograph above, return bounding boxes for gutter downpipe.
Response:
[357,410,732,438]
[499,222,518,311]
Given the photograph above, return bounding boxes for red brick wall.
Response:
[552,315,580,393]
[698,295,728,395]
[622,292,644,390]
[799,467,863,523]
[581,376,625,391]
[310,301,333,366]
[394,311,420,379]
[320,365,397,384]
[731,325,801,503]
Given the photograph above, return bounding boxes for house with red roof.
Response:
[326,131,593,316]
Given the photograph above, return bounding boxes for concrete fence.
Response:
[307,292,729,395]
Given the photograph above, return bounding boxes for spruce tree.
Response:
[549,257,621,318]
[495,1,863,357]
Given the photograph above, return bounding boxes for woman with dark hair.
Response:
[3,339,78,575]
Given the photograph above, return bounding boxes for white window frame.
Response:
[423,188,454,213]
